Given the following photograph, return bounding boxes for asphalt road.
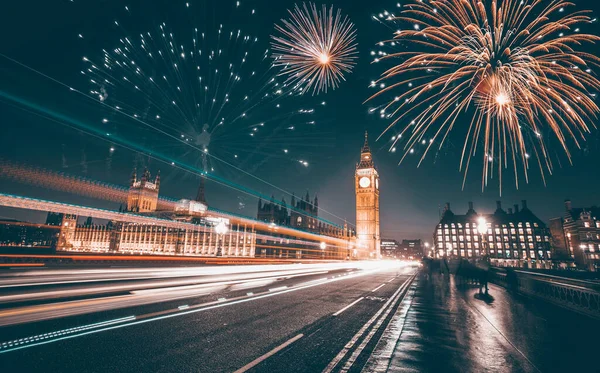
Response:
[0,262,418,372]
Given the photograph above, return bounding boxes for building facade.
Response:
[53,168,257,257]
[554,200,600,271]
[399,239,423,260]
[256,192,350,239]
[433,201,552,268]
[0,219,59,251]
[355,132,381,259]
[380,239,399,258]
[126,168,160,212]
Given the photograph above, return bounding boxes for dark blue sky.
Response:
[0,0,599,242]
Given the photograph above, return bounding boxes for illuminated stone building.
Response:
[126,168,160,212]
[56,169,256,257]
[552,200,600,271]
[433,201,552,268]
[355,132,381,259]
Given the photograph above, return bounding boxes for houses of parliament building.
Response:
[256,192,353,239]
[36,134,381,259]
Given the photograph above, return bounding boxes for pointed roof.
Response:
[195,175,206,203]
[358,131,374,169]
[362,131,371,154]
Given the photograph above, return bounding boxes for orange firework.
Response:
[371,0,600,193]
[271,2,358,95]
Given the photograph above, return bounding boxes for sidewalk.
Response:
[363,272,600,373]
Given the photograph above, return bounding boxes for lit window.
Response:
[584,222,590,228]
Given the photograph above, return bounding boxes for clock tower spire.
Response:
[355,131,381,259]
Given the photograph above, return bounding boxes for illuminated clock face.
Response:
[359,177,371,188]
[376,178,379,189]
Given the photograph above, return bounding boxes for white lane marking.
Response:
[371,283,386,292]
[0,268,381,354]
[0,316,135,351]
[217,297,227,302]
[178,305,189,310]
[234,334,304,373]
[333,297,364,317]
[340,274,416,373]
[268,286,288,292]
[323,274,415,373]
[246,292,254,296]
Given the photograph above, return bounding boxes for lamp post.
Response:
[215,220,229,257]
[424,241,430,258]
[477,216,488,257]
[320,241,326,259]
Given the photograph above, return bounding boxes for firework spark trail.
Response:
[271,2,358,95]
[370,0,600,193]
[81,2,324,176]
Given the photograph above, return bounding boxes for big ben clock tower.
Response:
[355,132,381,259]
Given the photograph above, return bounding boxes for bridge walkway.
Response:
[363,272,600,373]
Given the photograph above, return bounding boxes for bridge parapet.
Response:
[491,268,600,319]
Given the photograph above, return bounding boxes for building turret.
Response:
[155,170,161,190]
[141,167,149,183]
[130,167,137,187]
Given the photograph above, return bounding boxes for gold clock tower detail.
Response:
[355,132,380,259]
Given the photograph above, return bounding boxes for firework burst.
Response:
[370,0,600,193]
[80,2,328,177]
[271,2,358,95]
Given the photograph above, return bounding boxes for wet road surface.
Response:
[0,263,416,372]
[364,272,600,373]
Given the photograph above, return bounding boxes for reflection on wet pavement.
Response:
[375,272,600,373]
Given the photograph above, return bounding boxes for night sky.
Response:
[0,0,599,242]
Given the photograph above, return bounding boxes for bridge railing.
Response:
[490,268,600,319]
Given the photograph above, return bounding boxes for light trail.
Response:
[0,261,414,353]
[0,53,353,228]
[0,192,355,254]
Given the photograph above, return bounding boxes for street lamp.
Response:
[215,221,228,257]
[320,241,326,259]
[424,241,430,258]
[477,216,487,256]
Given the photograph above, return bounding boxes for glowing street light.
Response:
[215,221,229,235]
[215,221,229,257]
[320,241,326,259]
[477,216,488,235]
[477,216,488,256]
